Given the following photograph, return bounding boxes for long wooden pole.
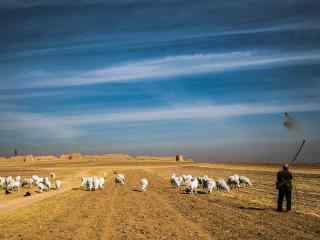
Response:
[291,139,306,163]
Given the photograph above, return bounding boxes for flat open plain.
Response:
[0,155,319,240]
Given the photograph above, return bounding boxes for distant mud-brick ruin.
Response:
[70,153,82,160]
[176,154,184,162]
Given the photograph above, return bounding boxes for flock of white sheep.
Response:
[1,172,252,196]
[0,173,61,194]
[170,173,252,194]
[81,174,149,192]
[81,173,252,194]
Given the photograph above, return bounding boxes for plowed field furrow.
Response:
[147,168,320,240]
[109,170,210,240]
[0,181,116,240]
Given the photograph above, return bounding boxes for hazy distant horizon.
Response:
[1,138,319,164]
[1,0,320,163]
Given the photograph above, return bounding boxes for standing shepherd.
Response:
[276,164,293,212]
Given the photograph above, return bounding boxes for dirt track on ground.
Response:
[0,160,320,240]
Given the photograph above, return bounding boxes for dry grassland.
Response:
[0,155,319,240]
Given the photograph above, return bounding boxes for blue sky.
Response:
[0,0,320,162]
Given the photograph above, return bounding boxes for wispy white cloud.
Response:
[1,102,319,139]
[211,22,320,37]
[0,91,67,100]
[56,102,320,125]
[0,112,82,139]
[2,21,319,62]
[0,89,116,100]
[27,51,320,88]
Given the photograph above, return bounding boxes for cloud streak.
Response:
[53,102,320,125]
[2,20,318,62]
[198,22,320,38]
[26,51,320,89]
[1,102,320,139]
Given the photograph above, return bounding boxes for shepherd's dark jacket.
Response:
[276,169,293,190]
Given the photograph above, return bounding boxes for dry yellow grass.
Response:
[0,155,319,240]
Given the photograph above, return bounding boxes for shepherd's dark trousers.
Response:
[277,189,292,211]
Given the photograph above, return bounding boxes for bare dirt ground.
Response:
[0,156,319,240]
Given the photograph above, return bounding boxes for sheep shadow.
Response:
[72,187,97,192]
[238,206,267,211]
[132,189,144,193]
[178,190,207,195]
[179,192,192,195]
[34,190,48,194]
[196,190,208,195]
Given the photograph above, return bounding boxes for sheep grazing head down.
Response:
[80,176,105,191]
[186,177,199,194]
[115,174,125,185]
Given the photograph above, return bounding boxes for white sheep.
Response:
[32,175,39,182]
[81,176,87,189]
[37,182,48,192]
[115,174,125,185]
[0,176,23,192]
[182,174,193,186]
[140,178,149,192]
[227,175,240,189]
[4,176,20,192]
[170,174,183,191]
[80,176,104,191]
[5,176,13,187]
[203,178,217,193]
[43,177,51,191]
[1,176,9,190]
[86,176,94,191]
[80,176,91,190]
[6,182,16,192]
[15,176,21,182]
[0,177,5,189]
[197,175,209,188]
[98,177,105,189]
[216,179,230,192]
[32,175,44,186]
[185,177,199,194]
[22,178,34,188]
[239,176,252,187]
[31,175,40,186]
[93,176,101,190]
